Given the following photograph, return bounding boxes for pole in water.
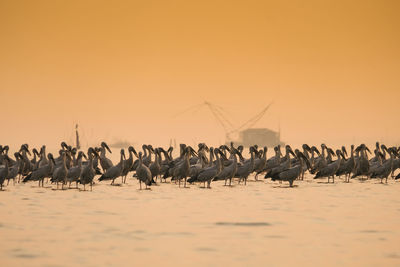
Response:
[75,124,80,149]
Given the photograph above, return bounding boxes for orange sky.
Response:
[0,0,399,150]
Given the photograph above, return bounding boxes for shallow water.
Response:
[1,175,400,266]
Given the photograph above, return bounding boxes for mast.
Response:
[75,124,80,149]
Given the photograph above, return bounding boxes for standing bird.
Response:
[351,144,371,179]
[370,148,397,183]
[273,151,311,187]
[99,142,113,172]
[80,148,98,191]
[173,147,196,188]
[19,144,32,177]
[51,151,68,189]
[253,147,268,180]
[136,152,152,190]
[197,148,224,188]
[7,153,21,185]
[314,150,345,183]
[214,148,239,186]
[0,156,9,190]
[236,146,257,185]
[98,149,125,185]
[149,148,161,183]
[23,153,56,187]
[336,145,355,182]
[121,146,137,183]
[66,151,87,188]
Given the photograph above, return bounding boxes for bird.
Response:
[7,153,21,185]
[98,149,125,185]
[314,150,345,183]
[149,148,161,183]
[37,145,49,168]
[19,144,32,176]
[0,156,10,190]
[187,149,209,184]
[66,151,87,188]
[336,145,355,182]
[80,148,98,191]
[310,144,328,174]
[23,153,56,187]
[172,147,196,188]
[214,147,239,186]
[197,148,224,188]
[235,146,257,185]
[351,144,371,179]
[135,152,152,190]
[51,151,68,189]
[121,146,137,183]
[272,151,311,187]
[99,142,113,172]
[370,148,397,183]
[264,146,296,180]
[253,147,268,180]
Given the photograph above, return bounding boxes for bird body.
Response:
[0,157,9,190]
[314,150,344,183]
[135,152,152,189]
[99,149,125,185]
[23,153,55,187]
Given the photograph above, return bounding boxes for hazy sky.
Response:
[1,0,399,150]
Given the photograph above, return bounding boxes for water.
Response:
[1,175,400,266]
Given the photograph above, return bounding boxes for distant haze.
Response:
[1,0,399,150]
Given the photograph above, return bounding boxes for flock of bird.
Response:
[0,141,399,191]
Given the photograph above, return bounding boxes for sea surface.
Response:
[1,174,399,266]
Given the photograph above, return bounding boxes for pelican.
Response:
[23,153,55,187]
[99,142,113,172]
[98,149,125,185]
[80,148,98,191]
[136,152,152,189]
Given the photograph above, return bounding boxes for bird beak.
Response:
[191,148,198,157]
[104,143,112,153]
[343,147,348,157]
